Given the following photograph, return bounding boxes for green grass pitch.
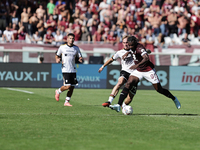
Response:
[0,88,200,150]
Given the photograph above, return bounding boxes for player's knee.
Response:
[129,86,137,95]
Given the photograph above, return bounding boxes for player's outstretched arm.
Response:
[98,57,114,73]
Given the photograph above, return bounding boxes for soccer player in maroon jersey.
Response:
[109,36,181,112]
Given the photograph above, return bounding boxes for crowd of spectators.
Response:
[1,0,200,47]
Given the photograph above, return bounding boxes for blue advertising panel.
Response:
[76,64,107,89]
[51,64,107,88]
[51,63,63,88]
[169,66,200,90]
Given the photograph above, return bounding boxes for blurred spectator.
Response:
[78,0,88,15]
[144,0,153,8]
[136,7,145,28]
[128,0,136,16]
[116,18,125,30]
[54,30,63,46]
[45,14,57,35]
[32,31,43,43]
[52,8,59,23]
[107,30,117,45]
[188,29,195,41]
[21,8,29,34]
[37,19,45,40]
[9,11,19,28]
[10,23,18,41]
[81,26,91,42]
[72,7,81,20]
[134,0,143,9]
[160,9,168,36]
[182,33,191,47]
[44,29,54,44]
[18,26,26,40]
[29,13,39,35]
[89,0,99,15]
[167,9,178,36]
[93,27,103,42]
[74,26,82,41]
[102,27,110,42]
[62,34,68,43]
[87,14,99,38]
[177,13,189,36]
[85,7,93,21]
[126,15,135,30]
[149,12,162,36]
[47,0,56,16]
[2,26,13,42]
[161,0,173,14]
[118,4,128,21]
[65,23,74,34]
[146,28,155,50]
[99,0,109,13]
[150,0,160,13]
[58,16,69,30]
[0,1,7,31]
[36,4,46,22]
[157,33,165,47]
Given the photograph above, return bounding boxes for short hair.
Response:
[122,35,129,41]
[127,36,138,46]
[68,33,75,38]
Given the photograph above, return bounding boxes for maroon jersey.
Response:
[132,43,154,72]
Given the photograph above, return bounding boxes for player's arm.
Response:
[55,55,61,63]
[122,51,131,60]
[78,57,83,63]
[146,49,151,54]
[98,57,114,73]
[130,53,149,70]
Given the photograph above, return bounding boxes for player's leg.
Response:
[102,76,126,107]
[109,76,139,112]
[143,69,181,109]
[102,71,130,107]
[152,83,181,109]
[64,86,74,106]
[123,85,137,106]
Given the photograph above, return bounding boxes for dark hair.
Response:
[68,33,75,38]
[127,36,138,46]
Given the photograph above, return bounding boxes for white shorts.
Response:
[130,69,160,84]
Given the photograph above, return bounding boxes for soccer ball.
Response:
[122,105,133,115]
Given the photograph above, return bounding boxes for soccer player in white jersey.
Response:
[55,33,83,106]
[110,36,181,112]
[98,36,138,107]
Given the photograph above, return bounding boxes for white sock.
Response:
[65,97,71,102]
[122,102,126,108]
[58,88,62,94]
[108,96,114,103]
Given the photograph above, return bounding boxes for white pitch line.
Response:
[3,88,34,94]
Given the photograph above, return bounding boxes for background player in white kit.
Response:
[98,36,136,107]
[55,33,83,106]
